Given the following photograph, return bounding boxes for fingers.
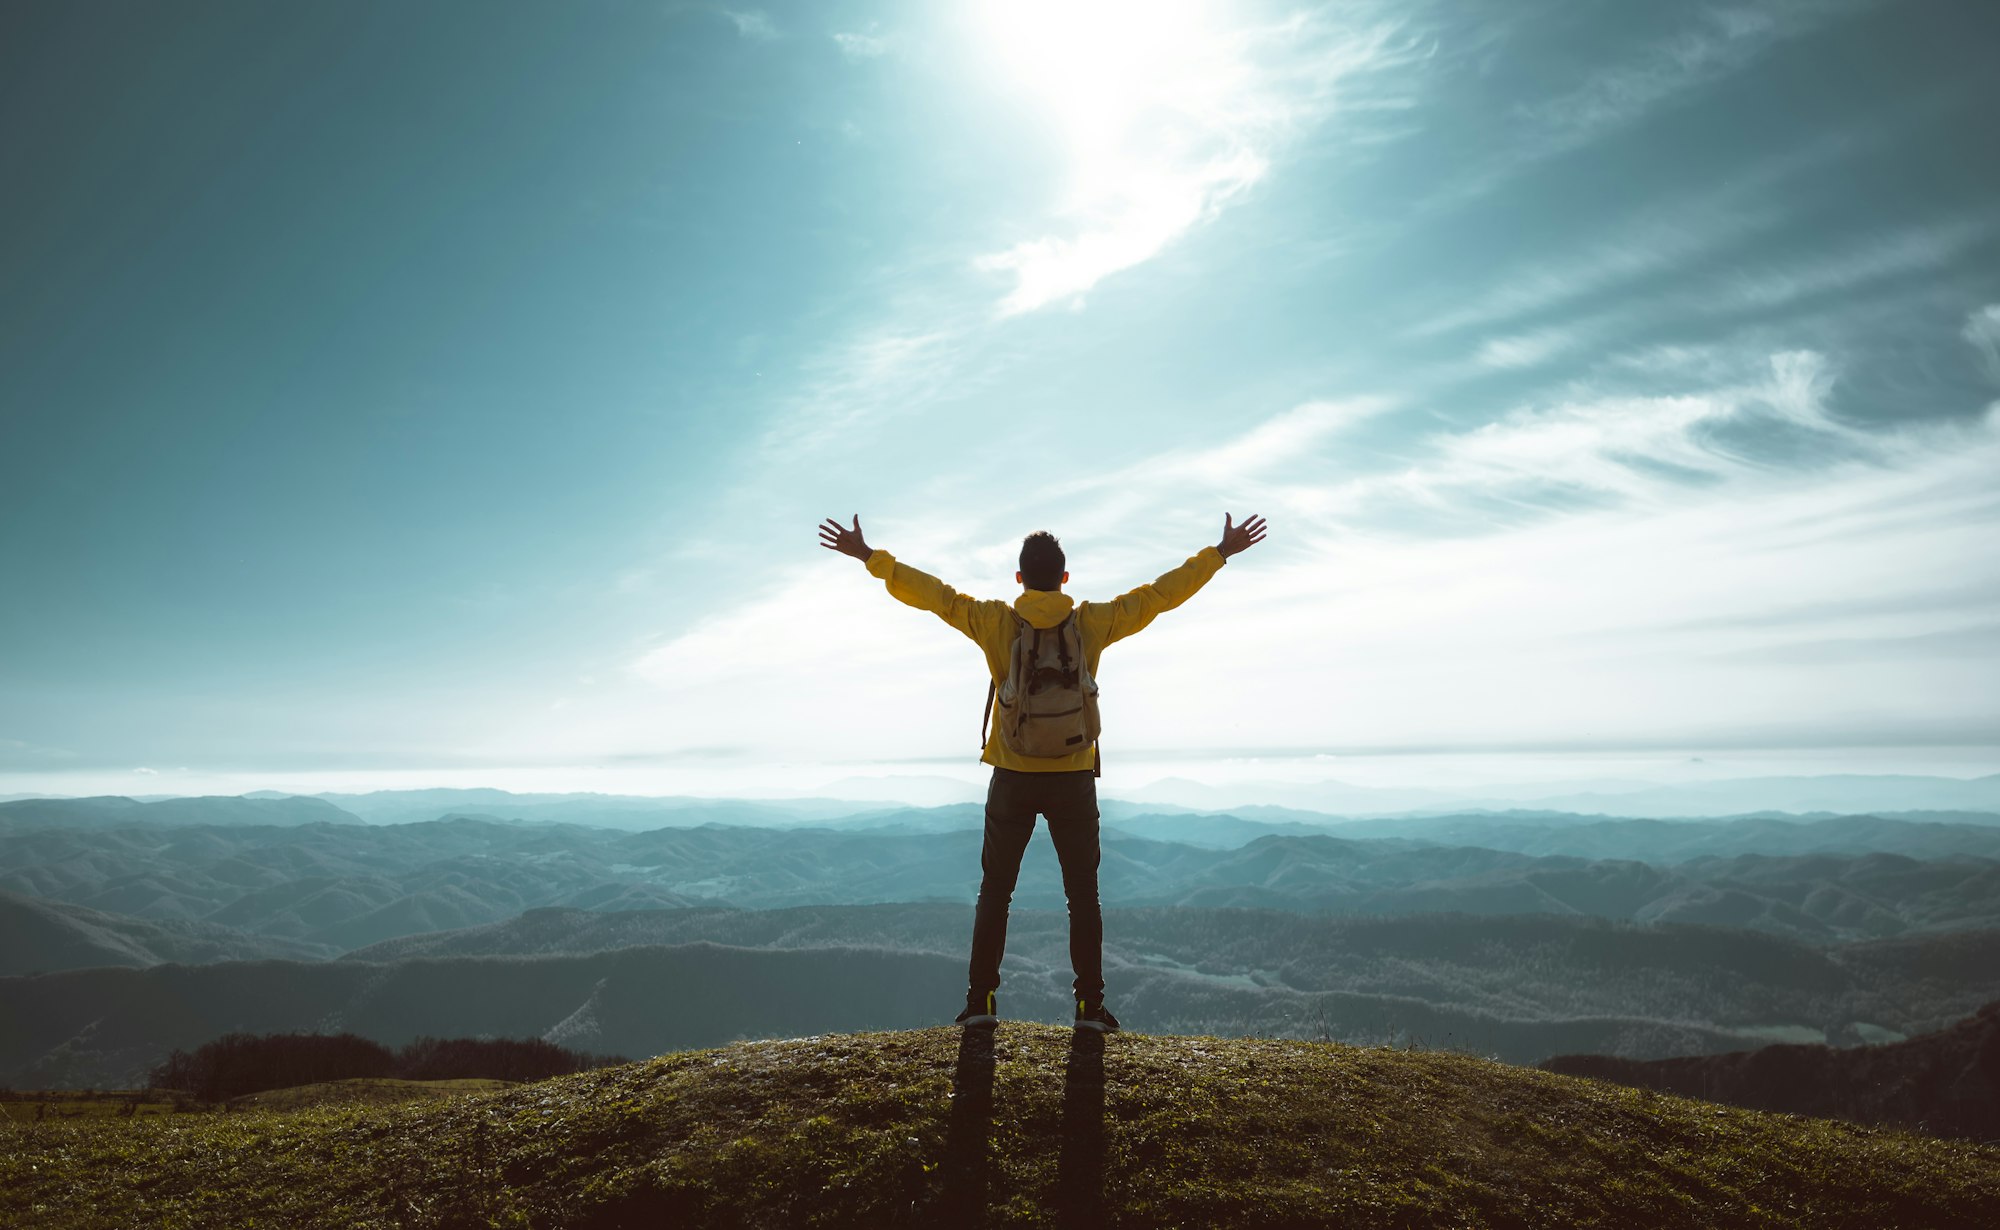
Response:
[1227,512,1268,550]
[851,514,862,532]
[1224,512,1233,532]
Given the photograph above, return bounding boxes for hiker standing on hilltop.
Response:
[818,513,1268,1033]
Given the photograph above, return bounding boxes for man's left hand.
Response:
[818,515,872,561]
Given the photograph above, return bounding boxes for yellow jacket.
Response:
[864,545,1228,772]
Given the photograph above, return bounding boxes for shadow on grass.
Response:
[939,1024,997,1222]
[1057,1028,1106,1227]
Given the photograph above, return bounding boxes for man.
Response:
[817,512,1269,1032]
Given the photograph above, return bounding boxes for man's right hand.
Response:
[1218,512,1268,559]
[818,515,872,561]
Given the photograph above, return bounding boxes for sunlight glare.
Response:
[971,0,1229,165]
[966,0,1275,312]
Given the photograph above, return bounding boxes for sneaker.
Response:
[955,989,998,1027]
[1074,999,1121,1033]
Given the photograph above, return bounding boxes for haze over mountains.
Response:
[4,803,2000,957]
[1112,772,2000,820]
[10,772,2000,827]
[3,786,1998,1096]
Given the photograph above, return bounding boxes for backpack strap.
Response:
[980,677,995,750]
[984,612,1028,750]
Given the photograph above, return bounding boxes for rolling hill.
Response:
[1543,1000,2000,1142]
[0,889,336,975]
[4,814,1997,956]
[9,911,2000,1088]
[4,1026,1996,1228]
[0,795,362,832]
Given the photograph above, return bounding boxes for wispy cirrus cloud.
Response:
[624,352,2000,765]
[1961,304,2000,383]
[1442,215,1993,382]
[1474,331,1576,370]
[1722,216,1994,312]
[1402,351,1862,510]
[755,321,968,459]
[721,8,777,41]
[831,28,894,60]
[1519,2,1863,153]
[1430,0,1876,214]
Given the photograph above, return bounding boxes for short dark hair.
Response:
[1019,531,1065,591]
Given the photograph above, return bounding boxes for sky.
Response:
[2,0,1997,803]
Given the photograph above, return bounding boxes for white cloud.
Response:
[1722,217,1993,312]
[620,382,2000,766]
[1410,111,1936,345]
[757,323,965,458]
[1412,189,1783,340]
[832,29,893,59]
[721,9,777,40]
[969,5,1415,315]
[1055,396,1391,523]
[1474,330,1575,370]
[1962,304,2000,383]
[1426,351,1854,500]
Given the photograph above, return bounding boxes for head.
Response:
[1017,530,1068,592]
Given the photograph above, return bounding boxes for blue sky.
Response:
[3,0,1997,799]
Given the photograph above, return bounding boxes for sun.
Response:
[966,0,1232,176]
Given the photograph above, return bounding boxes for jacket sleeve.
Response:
[864,550,1007,645]
[1083,546,1227,648]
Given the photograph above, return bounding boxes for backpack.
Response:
[982,613,1101,761]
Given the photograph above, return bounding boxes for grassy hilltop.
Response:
[4,1026,1997,1229]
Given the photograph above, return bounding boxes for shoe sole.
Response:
[957,1014,998,1027]
[1073,1020,1118,1033]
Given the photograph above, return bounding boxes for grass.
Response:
[230,1077,520,1111]
[0,1091,188,1123]
[2,1025,1996,1228]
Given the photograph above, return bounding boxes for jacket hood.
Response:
[1012,589,1075,629]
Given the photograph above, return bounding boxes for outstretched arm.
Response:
[1091,512,1268,647]
[817,514,1002,644]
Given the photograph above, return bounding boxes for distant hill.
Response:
[4,815,1997,950]
[5,1025,1997,1228]
[341,902,2000,1050]
[1321,810,2000,861]
[0,943,959,1089]
[0,889,336,974]
[1544,1001,2000,1143]
[0,795,362,832]
[305,787,899,828]
[1508,774,2000,820]
[11,909,2000,1087]
[1117,771,2000,818]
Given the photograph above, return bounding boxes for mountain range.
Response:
[8,904,1999,1088]
[4,806,1998,958]
[0,794,362,833]
[0,889,339,972]
[1543,1001,2000,1143]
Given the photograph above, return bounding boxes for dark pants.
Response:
[967,767,1104,1001]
